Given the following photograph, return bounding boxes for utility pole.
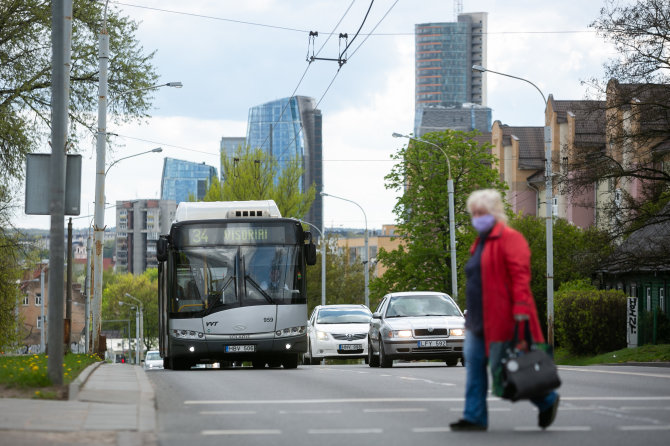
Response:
[47,0,73,386]
[66,217,73,351]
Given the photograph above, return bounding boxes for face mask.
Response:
[472,214,496,233]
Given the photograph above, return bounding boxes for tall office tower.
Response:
[415,12,490,134]
[115,199,176,274]
[219,136,246,181]
[160,157,218,205]
[246,96,323,232]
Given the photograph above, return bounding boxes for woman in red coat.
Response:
[450,189,559,431]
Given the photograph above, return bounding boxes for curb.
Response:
[68,361,104,401]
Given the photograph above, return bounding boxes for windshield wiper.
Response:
[245,275,275,304]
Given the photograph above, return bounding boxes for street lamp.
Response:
[392,133,458,302]
[300,220,326,306]
[472,64,555,347]
[124,293,144,363]
[105,147,162,176]
[118,301,139,364]
[91,14,181,354]
[320,192,369,309]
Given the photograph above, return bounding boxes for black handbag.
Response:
[499,321,561,401]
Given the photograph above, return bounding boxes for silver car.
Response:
[143,350,164,370]
[368,291,465,368]
[305,304,372,365]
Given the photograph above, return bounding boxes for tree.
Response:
[0,0,158,189]
[370,130,506,307]
[565,0,670,240]
[101,269,158,351]
[201,145,316,219]
[305,234,364,314]
[0,187,22,350]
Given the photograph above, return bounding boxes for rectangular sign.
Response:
[627,297,638,348]
[25,153,82,215]
[185,226,287,246]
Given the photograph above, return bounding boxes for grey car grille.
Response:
[331,333,367,341]
[414,328,449,337]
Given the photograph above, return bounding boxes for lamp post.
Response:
[320,192,369,308]
[392,133,458,302]
[301,220,326,306]
[119,302,139,364]
[472,64,554,347]
[105,147,162,176]
[124,293,144,363]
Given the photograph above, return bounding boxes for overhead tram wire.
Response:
[110,1,595,36]
[255,0,356,154]
[338,0,374,62]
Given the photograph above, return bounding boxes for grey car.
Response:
[368,291,465,368]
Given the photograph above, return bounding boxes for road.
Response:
[147,362,670,446]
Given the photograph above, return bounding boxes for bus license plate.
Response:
[225,345,255,353]
[418,340,447,348]
[338,344,362,351]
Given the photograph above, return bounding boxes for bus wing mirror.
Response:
[157,236,168,262]
[306,242,317,265]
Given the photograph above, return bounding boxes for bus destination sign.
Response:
[184,225,287,245]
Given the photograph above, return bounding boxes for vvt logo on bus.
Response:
[206,321,218,326]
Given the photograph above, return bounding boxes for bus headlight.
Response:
[172,329,204,340]
[275,326,306,337]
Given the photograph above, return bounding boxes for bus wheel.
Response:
[170,356,189,370]
[282,355,299,369]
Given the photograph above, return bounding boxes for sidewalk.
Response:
[0,363,157,446]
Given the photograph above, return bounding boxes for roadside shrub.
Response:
[555,288,628,355]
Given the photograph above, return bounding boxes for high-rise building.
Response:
[160,158,218,204]
[415,12,490,135]
[246,96,323,231]
[220,136,246,181]
[115,199,176,274]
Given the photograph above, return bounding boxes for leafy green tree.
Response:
[101,269,158,351]
[370,130,505,307]
[201,145,316,219]
[0,0,158,188]
[509,214,613,333]
[305,234,364,314]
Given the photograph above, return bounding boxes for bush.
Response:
[555,288,628,355]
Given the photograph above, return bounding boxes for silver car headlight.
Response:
[315,330,329,341]
[449,328,465,337]
[387,329,412,339]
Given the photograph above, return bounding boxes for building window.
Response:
[661,288,666,313]
[37,316,43,329]
[631,284,637,298]
[22,295,29,305]
[35,293,42,306]
[646,287,652,311]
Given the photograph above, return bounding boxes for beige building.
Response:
[335,225,402,278]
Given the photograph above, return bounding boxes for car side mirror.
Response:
[372,312,381,319]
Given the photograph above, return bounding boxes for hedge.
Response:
[555,289,628,356]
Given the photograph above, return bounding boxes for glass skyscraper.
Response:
[246,96,323,231]
[160,157,218,204]
[219,136,246,180]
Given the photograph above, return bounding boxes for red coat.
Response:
[469,222,545,354]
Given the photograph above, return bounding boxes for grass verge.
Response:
[555,344,670,366]
[0,353,100,399]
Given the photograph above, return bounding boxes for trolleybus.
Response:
[156,200,316,369]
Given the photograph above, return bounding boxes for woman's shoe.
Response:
[449,419,487,431]
[539,395,560,429]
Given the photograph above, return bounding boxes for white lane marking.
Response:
[559,367,670,379]
[449,407,511,412]
[618,425,670,431]
[514,426,592,432]
[202,429,281,435]
[620,406,670,411]
[308,428,383,434]
[413,427,451,433]
[364,408,427,413]
[399,376,455,386]
[279,409,342,414]
[185,396,670,405]
[199,410,256,415]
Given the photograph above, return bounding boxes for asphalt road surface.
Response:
[148,361,670,446]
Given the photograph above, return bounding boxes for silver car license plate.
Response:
[418,340,448,348]
[225,345,256,353]
[338,344,362,351]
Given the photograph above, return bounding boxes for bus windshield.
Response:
[172,245,304,315]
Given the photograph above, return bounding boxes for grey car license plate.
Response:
[225,345,255,353]
[418,340,448,348]
[338,344,362,351]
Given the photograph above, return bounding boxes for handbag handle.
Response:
[511,319,534,350]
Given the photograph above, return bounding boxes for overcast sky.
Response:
[13,0,621,231]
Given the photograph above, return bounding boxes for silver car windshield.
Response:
[385,295,461,318]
